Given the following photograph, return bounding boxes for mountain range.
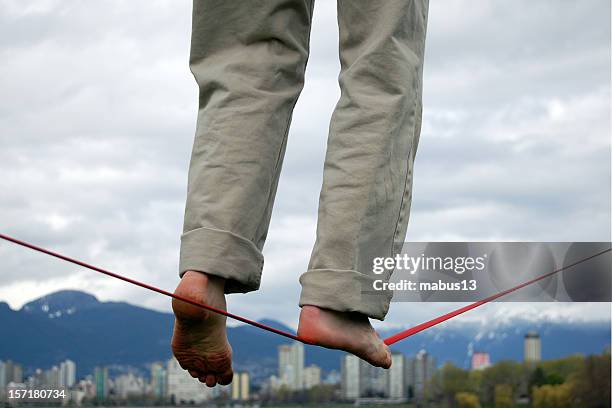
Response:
[1,290,609,384]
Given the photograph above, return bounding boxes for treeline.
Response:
[425,350,610,408]
[258,384,338,404]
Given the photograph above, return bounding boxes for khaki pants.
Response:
[180,0,429,320]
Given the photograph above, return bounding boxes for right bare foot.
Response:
[171,271,233,387]
[298,305,392,368]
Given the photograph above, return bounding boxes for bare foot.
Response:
[297,305,392,368]
[171,271,233,387]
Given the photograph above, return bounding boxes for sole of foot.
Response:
[171,271,234,387]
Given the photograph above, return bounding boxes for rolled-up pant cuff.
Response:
[179,227,263,294]
[298,269,393,321]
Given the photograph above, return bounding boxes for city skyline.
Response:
[2,326,609,406]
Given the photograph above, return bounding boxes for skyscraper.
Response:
[13,363,23,384]
[278,342,304,390]
[341,354,361,400]
[44,366,61,388]
[524,331,542,363]
[0,361,6,388]
[413,349,436,399]
[341,354,388,400]
[361,362,387,397]
[1,361,23,385]
[94,366,108,400]
[387,352,407,399]
[59,360,76,388]
[150,362,166,399]
[231,372,250,401]
[303,365,321,389]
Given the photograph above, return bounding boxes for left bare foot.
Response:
[171,271,233,387]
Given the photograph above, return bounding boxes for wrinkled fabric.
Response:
[180,0,429,320]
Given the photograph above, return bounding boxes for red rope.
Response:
[0,233,608,347]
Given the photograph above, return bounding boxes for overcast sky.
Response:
[1,0,610,330]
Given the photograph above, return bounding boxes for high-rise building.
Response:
[0,361,6,389]
[362,362,388,397]
[93,367,108,400]
[303,365,321,389]
[0,360,23,387]
[150,362,166,399]
[44,366,61,387]
[524,331,541,363]
[341,354,388,400]
[13,364,22,384]
[471,352,491,370]
[231,372,250,401]
[2,361,23,385]
[278,342,304,390]
[341,354,361,400]
[94,367,108,400]
[413,349,436,399]
[166,357,212,404]
[387,352,407,399]
[59,360,76,388]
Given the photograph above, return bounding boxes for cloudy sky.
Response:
[1,0,610,330]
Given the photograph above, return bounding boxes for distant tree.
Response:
[532,384,572,408]
[530,366,547,388]
[540,354,584,382]
[494,384,513,408]
[456,391,481,408]
[273,385,294,402]
[570,353,611,408]
[430,363,472,406]
[468,369,483,392]
[307,384,336,403]
[529,365,564,396]
[480,361,523,405]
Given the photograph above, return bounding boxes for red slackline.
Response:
[0,233,609,346]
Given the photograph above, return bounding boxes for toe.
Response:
[358,337,392,368]
[381,349,392,369]
[188,370,199,378]
[217,371,233,386]
[373,344,392,368]
[205,374,217,387]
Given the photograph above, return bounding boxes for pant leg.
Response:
[299,0,429,320]
[180,0,315,293]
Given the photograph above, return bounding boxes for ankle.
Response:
[182,270,226,293]
[301,305,370,325]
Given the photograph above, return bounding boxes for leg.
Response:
[298,0,429,367]
[173,0,314,386]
